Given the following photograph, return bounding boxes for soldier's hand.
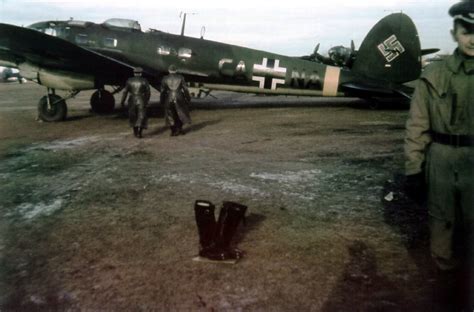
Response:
[404,172,427,205]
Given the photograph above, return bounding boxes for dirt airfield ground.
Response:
[0,82,443,311]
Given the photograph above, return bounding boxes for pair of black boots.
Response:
[133,127,143,138]
[170,126,185,137]
[194,200,247,261]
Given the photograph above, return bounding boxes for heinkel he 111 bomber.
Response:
[0,13,425,121]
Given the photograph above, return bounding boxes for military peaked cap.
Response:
[133,67,143,73]
[449,0,474,23]
[168,65,177,73]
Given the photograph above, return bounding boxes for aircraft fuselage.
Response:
[28,20,358,96]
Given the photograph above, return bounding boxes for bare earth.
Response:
[0,82,440,311]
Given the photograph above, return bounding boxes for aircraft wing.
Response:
[0,23,137,85]
[341,82,413,99]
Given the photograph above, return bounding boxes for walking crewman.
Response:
[160,65,192,136]
[120,67,151,138]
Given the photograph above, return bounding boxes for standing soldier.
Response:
[160,65,192,136]
[404,0,474,309]
[120,67,151,138]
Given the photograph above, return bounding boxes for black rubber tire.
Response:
[90,89,115,114]
[37,94,67,122]
[366,98,380,110]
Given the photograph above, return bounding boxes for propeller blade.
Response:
[314,43,320,55]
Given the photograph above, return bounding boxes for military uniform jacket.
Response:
[404,50,474,175]
[123,76,151,106]
[160,74,191,125]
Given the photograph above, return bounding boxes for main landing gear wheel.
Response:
[90,89,115,114]
[37,94,67,122]
[366,98,380,110]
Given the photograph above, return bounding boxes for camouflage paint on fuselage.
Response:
[28,19,356,95]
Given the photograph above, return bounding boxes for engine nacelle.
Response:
[19,62,95,90]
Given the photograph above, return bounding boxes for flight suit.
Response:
[160,73,191,135]
[405,50,474,271]
[122,76,151,130]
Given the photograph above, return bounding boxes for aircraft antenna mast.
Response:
[180,11,196,36]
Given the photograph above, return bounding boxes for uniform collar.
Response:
[447,49,474,74]
[464,58,474,74]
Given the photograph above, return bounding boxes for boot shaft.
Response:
[215,201,247,249]
[194,200,217,250]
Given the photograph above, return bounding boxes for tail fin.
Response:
[352,13,421,84]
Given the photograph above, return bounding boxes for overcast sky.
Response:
[0,0,458,55]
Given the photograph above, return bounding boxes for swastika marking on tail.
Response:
[377,34,405,62]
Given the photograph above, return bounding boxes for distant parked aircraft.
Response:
[0,66,24,83]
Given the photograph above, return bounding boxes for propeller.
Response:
[314,43,320,55]
[307,43,320,60]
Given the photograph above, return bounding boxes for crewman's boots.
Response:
[137,127,143,138]
[433,267,458,310]
[457,263,474,311]
[177,127,186,136]
[170,126,178,137]
[194,201,247,261]
[133,127,139,137]
[194,200,217,257]
[211,201,247,260]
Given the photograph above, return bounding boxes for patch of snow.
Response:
[13,199,63,220]
[157,173,265,196]
[28,136,100,151]
[209,181,264,196]
[250,169,322,184]
[157,173,187,183]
